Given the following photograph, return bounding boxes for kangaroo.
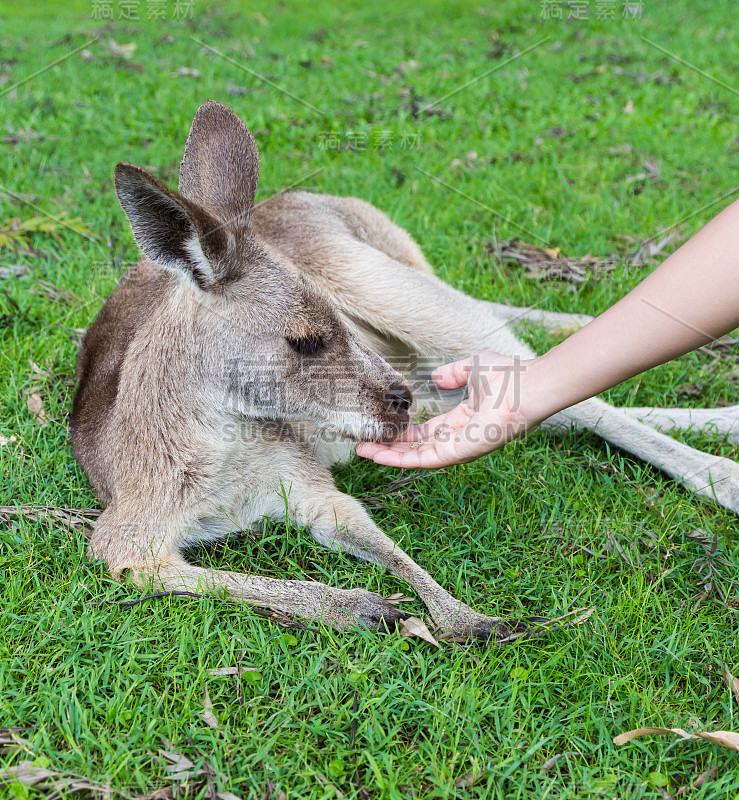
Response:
[71,101,739,642]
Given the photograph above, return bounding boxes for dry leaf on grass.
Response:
[32,279,79,304]
[684,528,738,609]
[609,143,634,155]
[722,663,739,703]
[0,125,43,145]
[201,684,219,729]
[399,616,440,647]
[0,264,27,279]
[160,750,195,773]
[612,67,680,86]
[159,750,205,781]
[106,39,136,59]
[209,666,243,677]
[155,748,237,799]
[62,325,86,347]
[541,752,579,771]
[613,726,739,751]
[493,239,617,283]
[0,728,33,757]
[28,358,52,380]
[673,382,703,399]
[384,592,414,605]
[0,760,129,797]
[625,157,661,185]
[25,392,47,426]
[624,232,679,267]
[700,335,739,362]
[315,774,344,798]
[137,789,174,800]
[0,215,89,255]
[454,768,485,788]
[677,766,718,794]
[0,760,56,787]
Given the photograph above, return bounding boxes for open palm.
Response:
[357,351,530,469]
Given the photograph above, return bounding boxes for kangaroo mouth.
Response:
[318,410,410,444]
[358,413,410,444]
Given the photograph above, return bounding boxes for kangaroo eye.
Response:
[286,336,323,356]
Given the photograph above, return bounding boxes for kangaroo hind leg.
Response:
[617,404,739,444]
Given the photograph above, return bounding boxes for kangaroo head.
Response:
[113,100,411,443]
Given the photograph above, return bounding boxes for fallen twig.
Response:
[0,504,101,538]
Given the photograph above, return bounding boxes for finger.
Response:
[359,425,502,468]
[365,442,451,469]
[357,440,431,459]
[431,356,474,390]
[356,441,391,459]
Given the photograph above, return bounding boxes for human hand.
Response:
[356,351,533,468]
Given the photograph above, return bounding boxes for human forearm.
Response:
[357,198,739,470]
[524,198,739,422]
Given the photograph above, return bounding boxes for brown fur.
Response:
[71,101,739,640]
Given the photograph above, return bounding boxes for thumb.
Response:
[432,355,473,390]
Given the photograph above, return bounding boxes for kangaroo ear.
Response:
[114,162,230,290]
[178,100,259,229]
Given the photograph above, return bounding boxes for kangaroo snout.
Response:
[385,383,413,414]
[362,378,413,443]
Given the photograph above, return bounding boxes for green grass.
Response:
[1,0,739,797]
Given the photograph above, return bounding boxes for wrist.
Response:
[516,353,568,427]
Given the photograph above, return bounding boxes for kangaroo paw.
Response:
[327,588,407,631]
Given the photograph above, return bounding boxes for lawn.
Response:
[1,0,738,797]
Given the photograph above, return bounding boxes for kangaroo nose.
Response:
[385,384,412,413]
